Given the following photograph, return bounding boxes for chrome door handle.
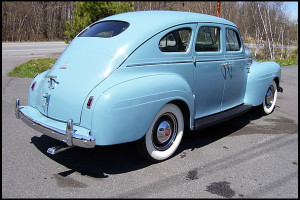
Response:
[221,63,229,73]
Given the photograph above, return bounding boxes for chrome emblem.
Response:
[165,128,171,136]
[59,62,68,69]
[45,75,59,90]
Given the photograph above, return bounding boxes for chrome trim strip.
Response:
[126,57,248,67]
[127,59,232,67]
[196,59,225,63]
[15,99,95,148]
[45,75,57,79]
[196,58,246,62]
[127,60,193,67]
[224,57,247,61]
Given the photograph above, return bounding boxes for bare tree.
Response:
[1,0,298,59]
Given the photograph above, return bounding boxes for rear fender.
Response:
[89,74,194,146]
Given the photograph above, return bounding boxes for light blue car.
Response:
[16,11,282,162]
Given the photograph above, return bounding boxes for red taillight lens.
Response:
[87,96,94,109]
[31,81,36,91]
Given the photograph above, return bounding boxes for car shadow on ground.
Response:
[31,109,262,179]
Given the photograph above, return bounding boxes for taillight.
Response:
[87,96,94,109]
[31,81,36,91]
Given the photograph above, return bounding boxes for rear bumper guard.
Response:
[15,98,95,148]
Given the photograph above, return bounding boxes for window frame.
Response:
[225,28,242,52]
[194,23,223,56]
[195,25,221,53]
[158,28,192,53]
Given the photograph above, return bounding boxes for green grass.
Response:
[8,58,57,78]
[257,58,298,66]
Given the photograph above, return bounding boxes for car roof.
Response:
[74,11,237,65]
[100,10,237,28]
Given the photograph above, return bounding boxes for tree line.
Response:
[2,2,76,41]
[2,1,298,59]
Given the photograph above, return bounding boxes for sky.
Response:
[284,1,298,22]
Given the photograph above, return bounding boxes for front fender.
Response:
[89,74,194,146]
[244,61,281,106]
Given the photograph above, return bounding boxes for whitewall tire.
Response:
[136,103,184,162]
[261,80,278,115]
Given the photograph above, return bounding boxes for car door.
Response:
[221,27,248,111]
[193,23,225,119]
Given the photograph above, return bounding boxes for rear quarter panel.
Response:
[88,71,194,145]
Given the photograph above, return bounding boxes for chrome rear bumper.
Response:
[15,98,95,148]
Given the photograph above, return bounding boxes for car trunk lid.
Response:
[35,38,122,124]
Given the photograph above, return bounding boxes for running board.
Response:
[194,105,253,130]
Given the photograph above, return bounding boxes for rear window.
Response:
[79,21,129,38]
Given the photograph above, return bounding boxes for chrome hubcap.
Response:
[152,113,178,151]
[265,85,275,109]
[157,121,172,144]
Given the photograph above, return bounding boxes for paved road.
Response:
[2,42,298,198]
[2,42,68,91]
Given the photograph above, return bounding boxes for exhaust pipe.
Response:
[47,144,74,155]
[47,119,75,155]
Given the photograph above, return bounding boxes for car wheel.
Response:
[261,80,278,115]
[136,103,184,162]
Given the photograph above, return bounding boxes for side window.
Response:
[195,26,220,52]
[159,28,191,52]
[225,29,241,51]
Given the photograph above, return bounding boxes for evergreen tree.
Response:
[64,1,134,42]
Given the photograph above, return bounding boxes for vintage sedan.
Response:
[16,11,282,162]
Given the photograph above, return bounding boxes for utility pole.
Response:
[216,1,221,17]
[214,2,221,43]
